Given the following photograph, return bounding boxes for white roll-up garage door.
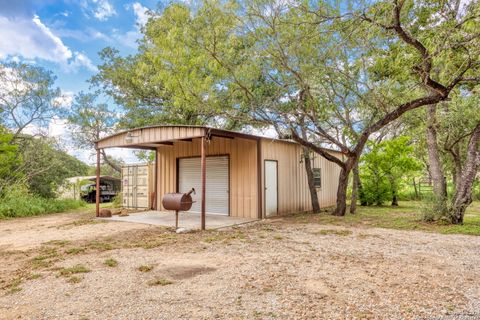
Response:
[178,156,229,215]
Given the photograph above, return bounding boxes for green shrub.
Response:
[360,176,391,205]
[111,194,122,208]
[421,195,452,223]
[0,186,85,219]
[473,181,480,201]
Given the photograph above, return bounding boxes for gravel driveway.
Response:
[0,212,479,319]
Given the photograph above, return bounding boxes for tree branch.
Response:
[290,129,346,168]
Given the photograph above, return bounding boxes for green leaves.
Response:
[0,62,63,136]
[0,127,21,194]
[67,92,117,149]
[15,137,90,198]
[361,136,421,205]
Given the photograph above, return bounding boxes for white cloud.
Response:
[23,117,139,164]
[92,0,117,21]
[112,2,150,49]
[0,15,96,72]
[131,2,149,26]
[67,52,97,72]
[55,27,112,43]
[48,117,70,137]
[104,148,139,164]
[113,30,140,49]
[458,0,474,19]
[248,126,278,138]
[53,91,75,109]
[22,116,69,139]
[0,15,72,62]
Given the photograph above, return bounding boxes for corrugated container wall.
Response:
[121,163,155,209]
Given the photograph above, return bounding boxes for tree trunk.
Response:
[450,124,480,224]
[450,144,462,191]
[334,165,351,216]
[303,148,321,213]
[391,187,399,206]
[412,178,419,200]
[358,176,367,206]
[389,177,399,206]
[350,163,360,214]
[426,105,447,198]
[100,149,121,173]
[391,193,398,206]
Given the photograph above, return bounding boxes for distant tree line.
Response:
[0,62,89,202]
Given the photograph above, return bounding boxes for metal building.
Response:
[95,125,342,229]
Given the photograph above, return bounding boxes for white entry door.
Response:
[265,160,278,217]
[178,156,229,215]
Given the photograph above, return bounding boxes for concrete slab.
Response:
[102,211,257,230]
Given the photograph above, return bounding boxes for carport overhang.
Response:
[94,125,263,230]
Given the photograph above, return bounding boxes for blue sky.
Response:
[0,0,277,164]
[0,0,159,93]
[0,0,163,163]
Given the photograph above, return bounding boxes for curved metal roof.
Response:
[94,124,342,155]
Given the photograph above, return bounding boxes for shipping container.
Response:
[121,163,155,209]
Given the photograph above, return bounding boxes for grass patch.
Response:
[201,230,248,244]
[133,233,176,249]
[203,235,221,243]
[85,202,114,210]
[104,258,118,267]
[62,219,104,228]
[138,265,153,272]
[290,201,480,236]
[59,264,90,276]
[86,241,113,251]
[273,235,284,240]
[357,233,383,239]
[314,229,352,236]
[65,247,86,255]
[31,247,60,269]
[66,275,83,284]
[43,240,71,247]
[5,278,22,294]
[31,258,54,269]
[27,273,43,280]
[147,278,173,286]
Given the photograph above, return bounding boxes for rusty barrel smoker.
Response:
[161,188,195,229]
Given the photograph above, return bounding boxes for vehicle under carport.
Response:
[81,176,121,203]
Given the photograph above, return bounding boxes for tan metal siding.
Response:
[97,126,205,149]
[261,139,341,215]
[156,137,258,219]
[312,153,341,208]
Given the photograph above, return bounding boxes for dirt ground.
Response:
[1,210,480,320]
